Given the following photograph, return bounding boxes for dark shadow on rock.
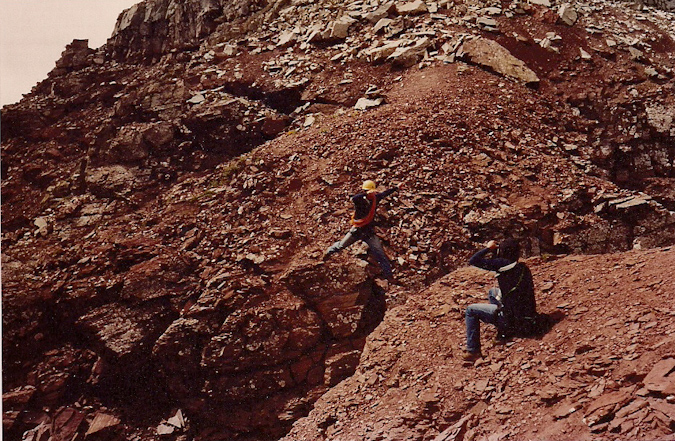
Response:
[357,283,387,336]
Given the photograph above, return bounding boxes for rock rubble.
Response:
[2,0,675,439]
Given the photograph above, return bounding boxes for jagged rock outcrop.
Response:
[148,259,384,437]
[107,0,286,61]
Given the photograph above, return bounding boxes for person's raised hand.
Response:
[486,240,498,249]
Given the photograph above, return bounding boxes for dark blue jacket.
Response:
[469,248,537,334]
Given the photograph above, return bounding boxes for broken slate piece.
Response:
[373,18,393,33]
[157,423,175,435]
[331,16,358,39]
[460,37,539,85]
[476,17,498,30]
[354,97,384,110]
[396,0,428,15]
[85,413,121,436]
[644,358,675,394]
[187,93,205,104]
[558,3,578,25]
[167,409,186,429]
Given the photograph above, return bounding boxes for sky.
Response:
[0,0,140,106]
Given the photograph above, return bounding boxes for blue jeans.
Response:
[465,288,506,353]
[326,227,393,278]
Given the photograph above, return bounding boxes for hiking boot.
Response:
[462,351,483,364]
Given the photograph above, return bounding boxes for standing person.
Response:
[324,180,398,280]
[463,238,536,362]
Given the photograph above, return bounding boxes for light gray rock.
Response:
[188,93,206,104]
[629,46,644,61]
[476,16,498,30]
[277,30,298,47]
[330,15,358,39]
[34,217,51,237]
[460,37,540,85]
[396,0,428,15]
[359,41,402,63]
[559,3,578,26]
[387,37,433,67]
[354,97,384,110]
[645,105,675,135]
[374,18,394,33]
[306,24,331,43]
[365,2,397,22]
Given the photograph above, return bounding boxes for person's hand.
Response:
[486,240,498,249]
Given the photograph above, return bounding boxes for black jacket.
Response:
[350,188,397,227]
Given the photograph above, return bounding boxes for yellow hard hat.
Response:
[362,180,377,191]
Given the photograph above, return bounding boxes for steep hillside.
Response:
[284,246,675,441]
[2,0,675,440]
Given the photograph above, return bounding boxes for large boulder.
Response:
[75,301,176,364]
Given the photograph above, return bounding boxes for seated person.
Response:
[463,238,536,362]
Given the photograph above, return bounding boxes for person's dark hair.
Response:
[497,238,520,262]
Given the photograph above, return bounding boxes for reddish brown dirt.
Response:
[284,246,675,441]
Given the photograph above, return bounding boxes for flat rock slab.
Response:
[460,37,540,85]
[644,358,675,394]
[583,389,634,426]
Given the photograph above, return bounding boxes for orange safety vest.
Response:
[350,192,377,228]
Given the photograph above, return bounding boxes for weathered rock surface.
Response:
[459,37,540,85]
[2,0,675,439]
[284,247,675,441]
[145,259,383,437]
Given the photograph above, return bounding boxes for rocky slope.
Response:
[284,246,675,441]
[2,0,675,439]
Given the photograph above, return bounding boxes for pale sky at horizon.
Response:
[0,0,140,107]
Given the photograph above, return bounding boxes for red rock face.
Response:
[2,0,675,440]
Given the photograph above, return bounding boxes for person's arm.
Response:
[469,248,497,270]
[376,187,398,202]
[469,240,510,271]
